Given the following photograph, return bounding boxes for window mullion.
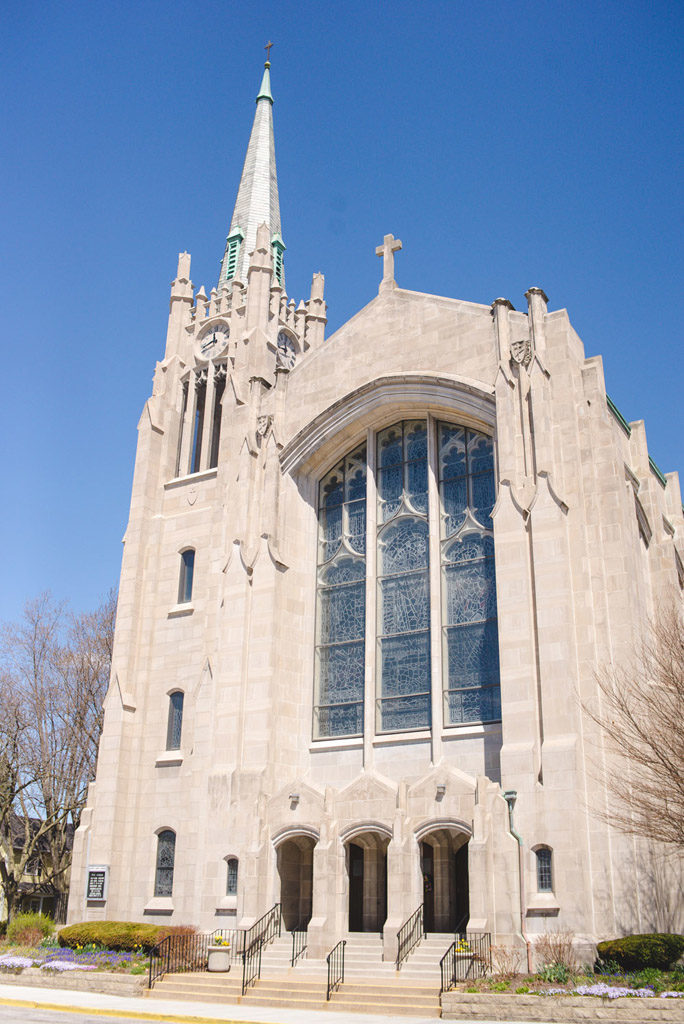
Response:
[363,427,377,763]
[427,414,443,758]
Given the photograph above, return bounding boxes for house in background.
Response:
[0,815,72,924]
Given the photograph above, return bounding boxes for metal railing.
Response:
[242,902,282,952]
[149,931,211,988]
[326,939,346,1000]
[148,907,282,990]
[439,931,491,994]
[241,933,263,995]
[291,929,308,966]
[396,904,424,970]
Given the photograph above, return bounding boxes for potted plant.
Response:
[207,935,231,972]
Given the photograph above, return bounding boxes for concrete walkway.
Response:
[0,982,561,1024]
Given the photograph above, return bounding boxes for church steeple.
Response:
[219,53,285,290]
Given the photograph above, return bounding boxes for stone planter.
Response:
[207,946,231,972]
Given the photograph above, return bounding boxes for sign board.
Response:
[86,865,109,901]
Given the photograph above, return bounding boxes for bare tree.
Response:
[0,591,115,919]
[584,607,684,849]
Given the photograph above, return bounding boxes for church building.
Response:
[68,59,683,962]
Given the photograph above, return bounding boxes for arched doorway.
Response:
[345,831,389,932]
[277,835,316,931]
[419,828,469,933]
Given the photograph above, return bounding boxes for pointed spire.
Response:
[219,53,284,289]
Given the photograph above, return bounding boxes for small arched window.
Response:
[166,692,184,750]
[535,847,553,892]
[226,857,238,896]
[178,549,195,604]
[154,830,176,897]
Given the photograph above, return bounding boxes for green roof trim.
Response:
[606,395,631,437]
[649,456,667,488]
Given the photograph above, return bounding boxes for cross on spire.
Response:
[265,40,273,63]
[376,233,402,291]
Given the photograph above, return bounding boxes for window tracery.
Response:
[313,419,500,739]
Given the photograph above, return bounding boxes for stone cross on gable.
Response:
[376,233,402,291]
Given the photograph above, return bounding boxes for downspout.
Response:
[504,790,533,973]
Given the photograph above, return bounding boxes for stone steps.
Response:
[149,970,441,1017]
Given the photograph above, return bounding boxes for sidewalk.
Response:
[0,982,555,1024]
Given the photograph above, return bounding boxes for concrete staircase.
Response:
[399,931,455,983]
[148,930,444,1017]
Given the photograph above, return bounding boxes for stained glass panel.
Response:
[405,421,427,461]
[442,477,468,536]
[472,472,495,527]
[378,571,429,635]
[317,640,365,705]
[378,464,403,505]
[319,505,343,562]
[379,693,430,731]
[445,535,494,564]
[314,701,364,738]
[444,561,497,624]
[378,518,429,575]
[319,556,365,586]
[347,500,366,553]
[445,685,501,724]
[439,425,466,480]
[378,631,431,697]
[444,620,500,688]
[378,426,403,467]
[318,582,365,643]
[320,465,344,507]
[467,431,494,476]
[154,830,176,897]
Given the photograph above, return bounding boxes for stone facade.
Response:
[67,64,683,961]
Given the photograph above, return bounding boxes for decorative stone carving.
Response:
[510,338,532,368]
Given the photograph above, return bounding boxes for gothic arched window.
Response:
[226,857,238,896]
[178,549,195,604]
[166,691,184,750]
[154,830,176,897]
[535,847,553,892]
[313,419,500,738]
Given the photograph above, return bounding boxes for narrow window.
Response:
[175,381,189,477]
[271,237,285,286]
[536,847,553,892]
[224,229,244,282]
[154,830,176,897]
[226,857,238,896]
[190,374,206,474]
[439,424,500,724]
[209,371,226,469]
[314,444,367,738]
[166,692,184,750]
[377,420,431,732]
[178,549,195,604]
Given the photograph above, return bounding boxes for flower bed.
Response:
[0,945,149,975]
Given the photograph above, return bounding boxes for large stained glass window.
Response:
[439,425,500,724]
[314,444,367,737]
[377,420,431,731]
[313,419,500,739]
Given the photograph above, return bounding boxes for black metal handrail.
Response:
[326,939,346,1000]
[242,934,263,995]
[439,931,492,994]
[396,903,424,970]
[149,931,210,988]
[242,902,282,953]
[291,928,308,966]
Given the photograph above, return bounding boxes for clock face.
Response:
[276,331,297,369]
[197,321,229,359]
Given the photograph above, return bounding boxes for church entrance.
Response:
[346,833,388,932]
[420,829,469,932]
[277,836,315,931]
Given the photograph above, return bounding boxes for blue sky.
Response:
[1,0,682,623]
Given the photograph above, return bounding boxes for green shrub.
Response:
[596,934,684,972]
[58,921,197,953]
[7,913,53,945]
[538,962,570,983]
